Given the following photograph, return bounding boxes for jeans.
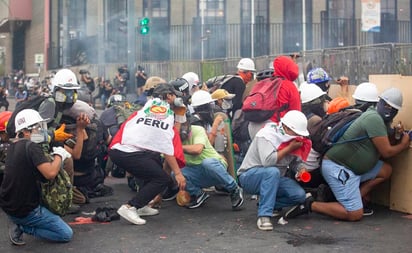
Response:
[181,158,238,197]
[109,149,173,208]
[8,206,73,242]
[239,167,306,217]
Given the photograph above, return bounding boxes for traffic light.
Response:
[139,17,150,35]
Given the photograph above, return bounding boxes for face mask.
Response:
[222,99,233,110]
[377,99,398,123]
[30,123,49,143]
[316,82,329,92]
[174,97,185,107]
[55,90,78,104]
[239,71,253,83]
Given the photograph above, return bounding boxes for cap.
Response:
[211,89,235,100]
[152,83,183,97]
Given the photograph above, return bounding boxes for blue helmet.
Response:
[307,68,331,84]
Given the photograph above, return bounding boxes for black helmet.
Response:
[152,83,183,98]
[170,78,190,94]
[107,94,127,107]
[256,69,274,81]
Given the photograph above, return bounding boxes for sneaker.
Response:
[214,185,230,195]
[284,193,314,219]
[9,224,25,246]
[117,204,146,225]
[162,187,179,201]
[66,204,81,215]
[272,209,282,217]
[363,207,374,216]
[186,191,210,209]
[257,217,273,231]
[137,206,159,216]
[230,187,244,210]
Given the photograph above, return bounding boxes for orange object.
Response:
[233,143,240,152]
[176,190,191,206]
[327,97,350,114]
[299,171,312,183]
[0,111,12,132]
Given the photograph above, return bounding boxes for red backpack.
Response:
[241,77,288,122]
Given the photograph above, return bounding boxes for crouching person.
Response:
[0,109,73,245]
[175,118,243,210]
[237,110,312,231]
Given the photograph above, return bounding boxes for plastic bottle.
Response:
[395,121,403,140]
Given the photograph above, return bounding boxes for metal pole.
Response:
[201,0,205,61]
[302,0,306,51]
[127,0,136,95]
[251,0,254,58]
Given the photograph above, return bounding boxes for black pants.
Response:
[108,149,173,208]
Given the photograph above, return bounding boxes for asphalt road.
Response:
[0,97,411,252]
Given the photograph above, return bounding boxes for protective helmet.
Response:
[379,87,403,110]
[256,69,274,81]
[152,83,183,97]
[143,76,166,95]
[170,78,190,94]
[15,109,46,133]
[327,97,350,114]
[0,111,12,132]
[191,90,216,107]
[107,94,127,107]
[182,72,200,91]
[307,68,331,84]
[352,82,379,102]
[300,84,326,103]
[280,110,309,136]
[237,58,256,72]
[211,89,235,100]
[52,68,80,90]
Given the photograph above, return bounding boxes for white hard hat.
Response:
[280,110,309,136]
[182,72,200,91]
[379,87,403,110]
[191,90,216,107]
[52,69,80,90]
[352,82,379,102]
[300,84,326,103]
[237,58,256,72]
[15,109,46,133]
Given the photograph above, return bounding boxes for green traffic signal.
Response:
[140,17,149,26]
[140,26,149,35]
[139,17,150,34]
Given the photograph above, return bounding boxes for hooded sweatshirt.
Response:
[271,56,301,122]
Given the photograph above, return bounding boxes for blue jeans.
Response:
[181,158,238,197]
[8,206,73,242]
[238,167,306,217]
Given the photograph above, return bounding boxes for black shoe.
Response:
[214,185,230,195]
[363,207,374,216]
[186,191,210,209]
[162,187,179,201]
[67,204,81,215]
[9,224,25,246]
[284,193,314,220]
[230,187,244,210]
[316,184,335,202]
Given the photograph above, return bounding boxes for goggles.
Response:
[55,90,78,103]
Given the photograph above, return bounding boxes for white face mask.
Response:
[222,99,233,110]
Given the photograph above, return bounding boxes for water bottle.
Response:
[214,122,226,153]
[395,122,403,140]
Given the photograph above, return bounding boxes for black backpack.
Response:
[310,110,367,155]
[7,95,48,138]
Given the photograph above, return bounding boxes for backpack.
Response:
[309,110,367,155]
[205,75,239,93]
[242,77,287,122]
[7,95,48,137]
[25,141,73,216]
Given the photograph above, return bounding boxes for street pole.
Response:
[251,0,254,58]
[127,0,137,97]
[201,0,205,62]
[302,0,306,51]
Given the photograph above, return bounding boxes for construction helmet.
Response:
[237,58,256,72]
[143,76,166,95]
[170,78,190,94]
[379,87,403,110]
[52,68,80,90]
[256,69,274,81]
[182,72,200,91]
[280,110,309,136]
[0,111,12,132]
[307,68,331,84]
[300,84,326,104]
[15,109,46,133]
[191,90,216,107]
[327,97,350,114]
[352,82,379,102]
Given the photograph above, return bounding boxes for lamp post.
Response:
[200,0,205,61]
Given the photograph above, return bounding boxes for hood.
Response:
[273,56,299,81]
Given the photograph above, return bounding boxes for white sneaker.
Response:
[257,217,273,231]
[137,206,159,216]
[117,205,146,225]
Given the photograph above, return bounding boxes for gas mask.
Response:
[55,90,78,104]
[29,122,49,144]
[377,99,398,123]
[194,103,214,126]
[221,99,233,110]
[179,121,192,142]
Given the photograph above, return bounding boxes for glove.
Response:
[54,124,74,142]
[51,146,72,161]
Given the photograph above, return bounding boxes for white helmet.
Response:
[15,109,46,133]
[280,110,309,136]
[191,90,216,107]
[300,84,326,103]
[182,72,200,91]
[352,82,379,102]
[52,69,80,90]
[379,87,403,110]
[237,58,256,72]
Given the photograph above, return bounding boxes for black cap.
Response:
[152,83,183,97]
